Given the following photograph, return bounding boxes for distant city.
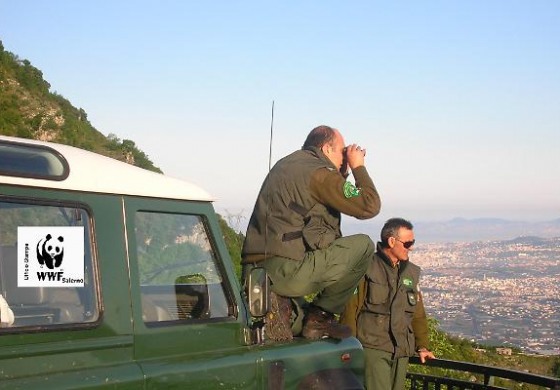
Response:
[413,236,560,355]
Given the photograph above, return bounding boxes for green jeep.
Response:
[0,135,364,389]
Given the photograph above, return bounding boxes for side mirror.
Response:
[246,267,270,318]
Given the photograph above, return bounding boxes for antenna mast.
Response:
[268,100,274,171]
[264,100,274,261]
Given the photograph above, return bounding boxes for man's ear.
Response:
[387,236,396,248]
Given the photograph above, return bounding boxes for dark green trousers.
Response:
[364,348,409,390]
[261,234,373,314]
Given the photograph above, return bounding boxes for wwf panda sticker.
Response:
[37,234,64,269]
[17,227,85,287]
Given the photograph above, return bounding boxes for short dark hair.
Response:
[380,217,414,247]
[302,125,336,149]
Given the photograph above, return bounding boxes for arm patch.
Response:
[343,181,361,198]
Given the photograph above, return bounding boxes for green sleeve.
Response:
[411,292,430,350]
[310,166,381,219]
[339,276,366,337]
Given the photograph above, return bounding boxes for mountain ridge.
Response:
[344,217,560,243]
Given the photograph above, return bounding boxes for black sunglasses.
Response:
[395,238,415,249]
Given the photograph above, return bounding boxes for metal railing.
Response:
[407,356,560,390]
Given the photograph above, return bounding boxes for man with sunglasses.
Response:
[341,217,435,390]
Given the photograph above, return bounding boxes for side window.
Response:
[0,200,99,329]
[135,211,232,325]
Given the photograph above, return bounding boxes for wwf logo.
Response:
[36,233,64,269]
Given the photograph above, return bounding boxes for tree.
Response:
[553,356,560,378]
[217,213,244,282]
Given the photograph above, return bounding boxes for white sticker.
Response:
[17,227,85,287]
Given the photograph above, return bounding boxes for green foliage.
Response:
[106,134,162,172]
[427,317,455,357]
[16,59,50,94]
[553,356,560,377]
[408,318,467,381]
[0,41,161,173]
[0,202,82,246]
[139,242,213,285]
[135,212,222,285]
[408,316,560,383]
[216,213,244,281]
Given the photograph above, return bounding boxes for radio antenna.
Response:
[264,100,274,261]
[268,100,274,171]
[258,100,275,340]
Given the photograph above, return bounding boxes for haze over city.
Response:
[1,1,559,231]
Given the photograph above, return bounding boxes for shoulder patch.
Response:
[343,181,361,198]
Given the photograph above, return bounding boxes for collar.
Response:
[376,242,408,271]
[302,145,337,170]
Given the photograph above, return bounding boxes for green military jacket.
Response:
[340,243,429,358]
[242,146,380,263]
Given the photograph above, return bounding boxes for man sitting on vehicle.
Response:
[242,125,381,340]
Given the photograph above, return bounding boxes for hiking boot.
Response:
[302,305,352,340]
[265,291,293,341]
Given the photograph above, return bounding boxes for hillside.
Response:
[419,323,560,385]
[0,41,160,172]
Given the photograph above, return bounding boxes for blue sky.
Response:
[1,1,559,230]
